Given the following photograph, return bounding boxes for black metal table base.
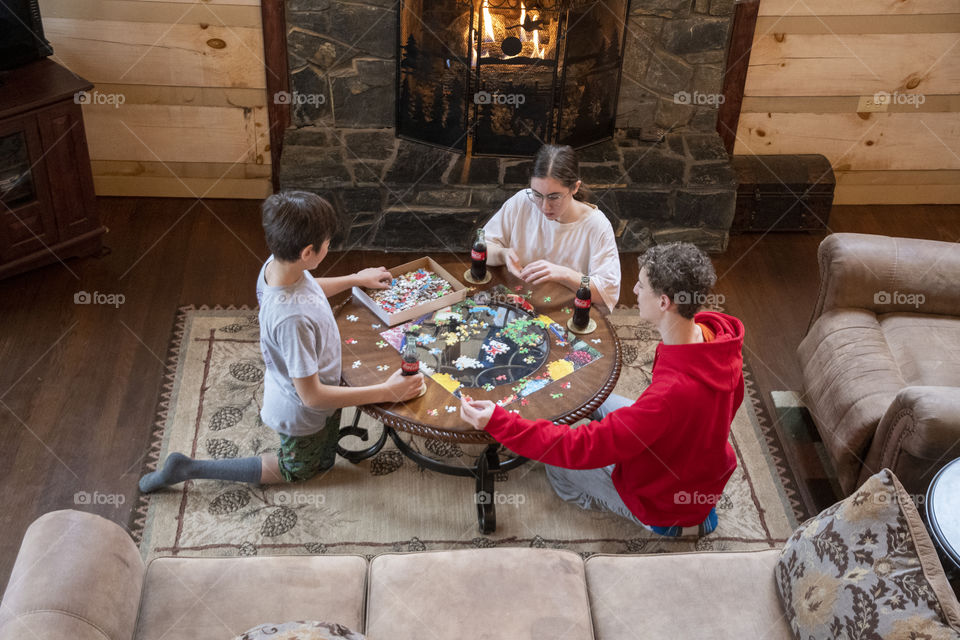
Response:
[337,409,527,534]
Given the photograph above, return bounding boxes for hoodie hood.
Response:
[653,311,745,392]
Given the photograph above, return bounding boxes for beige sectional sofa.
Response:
[2,469,959,640]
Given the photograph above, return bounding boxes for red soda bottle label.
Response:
[471,249,486,261]
[401,359,419,375]
[574,297,591,309]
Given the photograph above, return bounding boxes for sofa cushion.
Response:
[798,308,905,492]
[880,313,960,387]
[134,556,367,640]
[365,548,593,640]
[775,469,960,639]
[585,549,791,639]
[233,621,364,639]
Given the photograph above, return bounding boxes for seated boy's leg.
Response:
[591,393,634,420]
[544,464,644,525]
[276,409,342,483]
[138,453,262,493]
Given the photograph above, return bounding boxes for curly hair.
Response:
[261,190,341,262]
[638,243,717,319]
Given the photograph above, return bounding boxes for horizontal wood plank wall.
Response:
[39,0,271,199]
[735,0,960,204]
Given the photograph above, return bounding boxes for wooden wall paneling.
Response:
[735,112,960,171]
[759,0,960,16]
[744,33,960,97]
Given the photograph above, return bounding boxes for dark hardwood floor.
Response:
[0,197,957,589]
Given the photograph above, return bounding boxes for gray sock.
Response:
[139,452,263,493]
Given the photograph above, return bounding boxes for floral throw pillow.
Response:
[775,469,960,640]
[233,621,365,640]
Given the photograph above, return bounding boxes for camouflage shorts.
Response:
[277,409,342,483]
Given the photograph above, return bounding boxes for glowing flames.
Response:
[476,0,548,60]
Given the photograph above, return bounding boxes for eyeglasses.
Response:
[525,188,569,204]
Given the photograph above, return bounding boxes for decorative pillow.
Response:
[233,621,365,640]
[775,469,960,640]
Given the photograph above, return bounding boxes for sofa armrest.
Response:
[810,233,960,326]
[0,510,145,640]
[861,386,960,496]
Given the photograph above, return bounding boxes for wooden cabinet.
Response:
[0,59,105,279]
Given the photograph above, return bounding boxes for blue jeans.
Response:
[544,394,646,526]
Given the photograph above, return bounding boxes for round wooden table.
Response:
[333,265,622,533]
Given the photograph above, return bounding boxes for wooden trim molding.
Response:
[261,0,290,193]
[718,0,760,155]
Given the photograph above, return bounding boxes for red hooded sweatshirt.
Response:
[483,311,745,527]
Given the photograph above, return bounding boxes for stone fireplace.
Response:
[280,0,737,252]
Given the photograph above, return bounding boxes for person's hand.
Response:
[382,369,425,402]
[519,260,574,286]
[355,267,393,290]
[505,248,523,279]
[460,397,496,431]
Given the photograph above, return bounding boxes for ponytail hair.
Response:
[531,144,591,203]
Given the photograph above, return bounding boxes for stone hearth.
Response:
[281,0,738,252]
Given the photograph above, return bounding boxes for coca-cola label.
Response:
[401,360,419,374]
[471,249,486,261]
[575,297,591,309]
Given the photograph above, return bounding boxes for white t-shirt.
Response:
[483,190,621,311]
[256,257,341,436]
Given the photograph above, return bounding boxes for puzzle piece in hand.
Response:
[346,314,359,322]
[352,360,362,368]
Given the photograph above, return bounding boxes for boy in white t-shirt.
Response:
[139,191,424,491]
[483,144,621,312]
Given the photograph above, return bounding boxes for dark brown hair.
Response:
[531,144,590,202]
[261,190,341,262]
[638,243,717,320]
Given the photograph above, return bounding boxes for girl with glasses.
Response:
[482,144,621,312]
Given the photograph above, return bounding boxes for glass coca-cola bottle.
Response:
[401,332,420,376]
[470,229,487,282]
[572,275,592,331]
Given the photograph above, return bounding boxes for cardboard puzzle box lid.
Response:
[351,257,468,326]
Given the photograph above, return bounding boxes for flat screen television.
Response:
[1,0,54,71]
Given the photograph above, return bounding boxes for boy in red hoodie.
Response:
[460,242,744,536]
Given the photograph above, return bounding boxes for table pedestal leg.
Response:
[475,444,500,534]
[336,408,388,463]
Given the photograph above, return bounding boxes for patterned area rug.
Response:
[133,306,801,561]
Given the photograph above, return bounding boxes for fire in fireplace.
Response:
[397,0,630,157]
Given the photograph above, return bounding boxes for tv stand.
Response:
[0,59,106,280]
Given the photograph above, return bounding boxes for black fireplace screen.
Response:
[397,0,630,157]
